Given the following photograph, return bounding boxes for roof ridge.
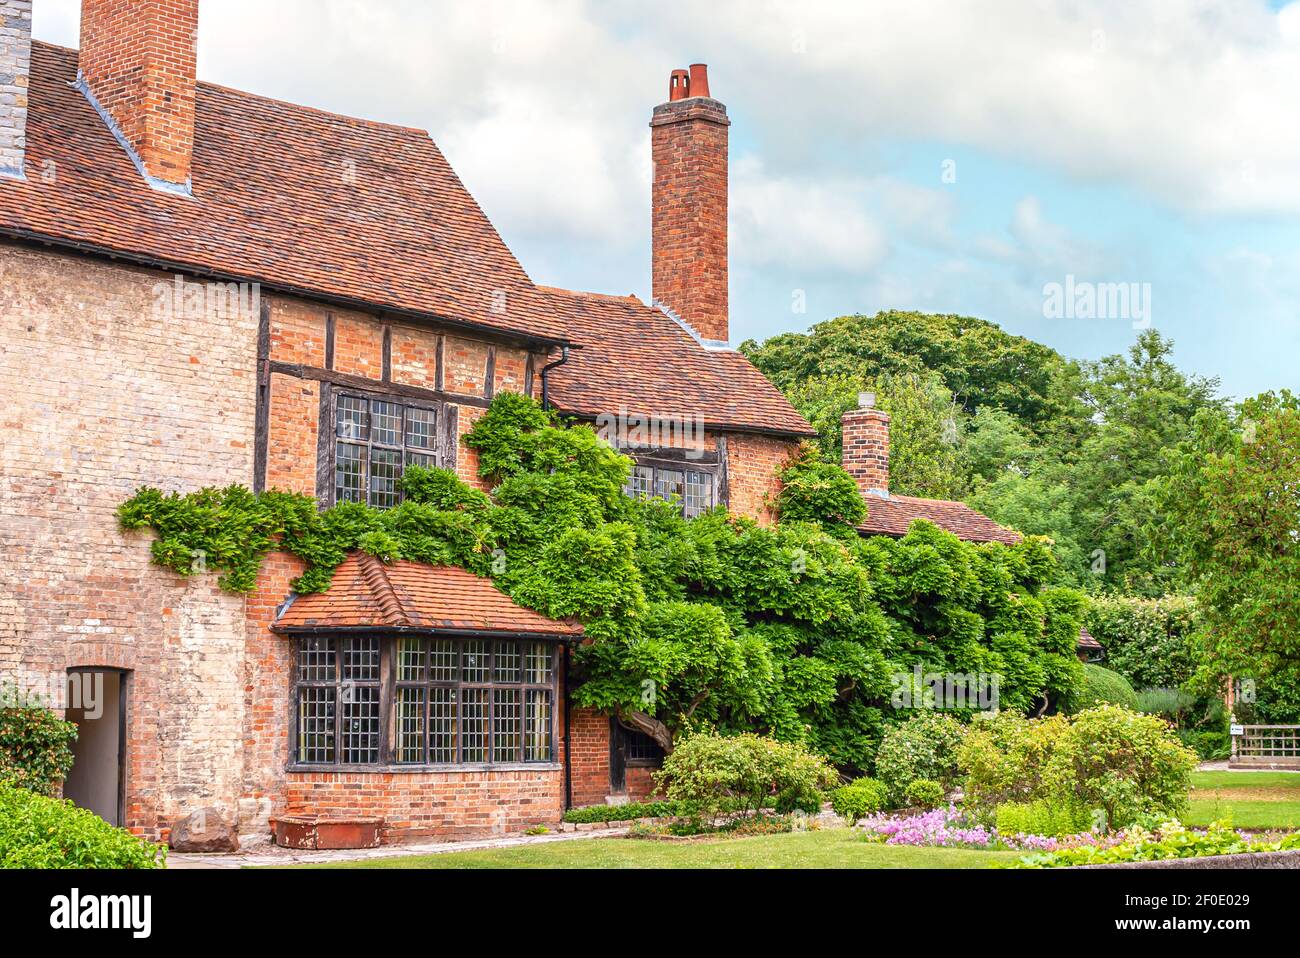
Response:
[539,285,642,304]
[358,553,410,627]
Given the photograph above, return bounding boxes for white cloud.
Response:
[731,157,889,274]
[33,0,1300,241]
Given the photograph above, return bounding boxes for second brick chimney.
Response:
[77,0,199,193]
[842,392,891,497]
[651,63,730,345]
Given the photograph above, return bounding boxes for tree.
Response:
[1152,391,1300,719]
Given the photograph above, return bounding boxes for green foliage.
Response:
[117,393,1084,771]
[994,799,1090,839]
[874,712,967,803]
[830,777,890,822]
[562,801,688,824]
[903,779,945,810]
[0,782,165,868]
[1134,687,1197,723]
[775,446,866,527]
[959,706,1198,830]
[0,707,78,797]
[1074,664,1138,711]
[1152,391,1300,721]
[653,732,839,818]
[1083,595,1202,690]
[1013,820,1300,869]
[747,315,1227,592]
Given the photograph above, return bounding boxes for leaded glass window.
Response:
[294,636,558,767]
[622,462,717,518]
[333,393,443,509]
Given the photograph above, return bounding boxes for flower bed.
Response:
[857,805,1120,853]
[1011,820,1300,868]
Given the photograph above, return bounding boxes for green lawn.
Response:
[286,829,1021,870]
[1185,769,1300,830]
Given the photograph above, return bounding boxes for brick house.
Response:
[0,1,818,845]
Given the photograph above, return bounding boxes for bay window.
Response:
[292,635,558,768]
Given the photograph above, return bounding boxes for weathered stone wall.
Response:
[0,243,256,840]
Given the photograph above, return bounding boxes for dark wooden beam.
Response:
[252,298,272,493]
[269,360,491,409]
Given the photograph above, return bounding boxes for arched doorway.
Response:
[62,668,127,826]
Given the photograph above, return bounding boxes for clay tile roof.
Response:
[540,287,816,438]
[0,43,567,346]
[273,553,583,637]
[857,493,1022,545]
[1077,627,1103,651]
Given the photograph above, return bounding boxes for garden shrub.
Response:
[1048,706,1198,829]
[903,779,945,810]
[1178,728,1230,761]
[830,777,890,822]
[654,732,838,818]
[874,712,967,803]
[0,782,165,869]
[1134,686,1196,723]
[0,707,78,797]
[959,706,1197,831]
[1074,664,1138,711]
[994,799,1091,839]
[1083,595,1201,690]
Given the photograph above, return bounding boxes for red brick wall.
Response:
[78,0,199,187]
[332,313,384,379]
[284,770,562,841]
[726,432,798,525]
[568,707,611,807]
[651,93,730,343]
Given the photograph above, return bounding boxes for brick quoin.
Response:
[651,64,730,344]
[78,0,199,188]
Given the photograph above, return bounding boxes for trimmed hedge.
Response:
[1074,664,1138,711]
[562,801,688,824]
[0,782,165,869]
[830,777,890,822]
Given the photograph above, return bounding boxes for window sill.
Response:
[287,762,562,775]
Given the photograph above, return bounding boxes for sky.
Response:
[32,0,1300,401]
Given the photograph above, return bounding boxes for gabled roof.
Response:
[0,43,567,346]
[541,287,816,438]
[857,493,1022,545]
[273,553,582,637]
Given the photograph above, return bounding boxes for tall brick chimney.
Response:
[0,0,31,179]
[77,0,199,193]
[842,392,891,497]
[651,63,730,345]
